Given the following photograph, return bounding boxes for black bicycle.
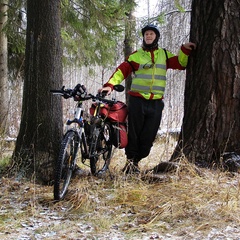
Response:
[50,84,125,200]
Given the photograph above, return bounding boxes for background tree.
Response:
[12,0,63,183]
[10,0,136,182]
[1,0,135,138]
[0,0,8,135]
[123,0,136,104]
[6,0,26,79]
[171,0,240,167]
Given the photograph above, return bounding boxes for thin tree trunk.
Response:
[124,3,136,105]
[0,1,8,136]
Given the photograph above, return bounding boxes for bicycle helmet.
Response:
[141,24,160,38]
[141,24,160,50]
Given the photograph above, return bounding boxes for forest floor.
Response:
[1,137,240,240]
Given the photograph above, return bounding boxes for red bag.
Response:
[90,101,128,123]
[111,123,128,149]
[89,101,128,149]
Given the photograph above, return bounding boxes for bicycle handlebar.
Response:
[50,87,73,99]
[50,87,117,105]
[90,93,117,105]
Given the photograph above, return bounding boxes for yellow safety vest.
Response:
[129,48,168,99]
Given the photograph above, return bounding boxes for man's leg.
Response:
[125,96,146,160]
[123,97,164,173]
[138,99,164,159]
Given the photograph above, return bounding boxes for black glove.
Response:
[61,86,72,99]
[73,84,87,99]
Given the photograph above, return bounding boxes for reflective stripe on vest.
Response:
[131,84,165,93]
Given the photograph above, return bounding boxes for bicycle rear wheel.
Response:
[54,130,80,200]
[90,122,113,175]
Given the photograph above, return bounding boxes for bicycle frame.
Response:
[65,101,90,162]
[82,100,106,160]
[64,98,108,164]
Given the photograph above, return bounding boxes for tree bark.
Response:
[124,8,136,105]
[0,1,8,136]
[12,0,63,183]
[171,0,240,166]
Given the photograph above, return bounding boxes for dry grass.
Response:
[1,137,240,239]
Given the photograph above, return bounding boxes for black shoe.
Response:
[122,160,140,174]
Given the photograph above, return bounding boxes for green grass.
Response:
[0,156,11,175]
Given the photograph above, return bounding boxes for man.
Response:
[99,24,196,174]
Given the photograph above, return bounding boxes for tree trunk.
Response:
[124,8,136,105]
[12,0,63,183]
[171,0,240,166]
[0,1,8,136]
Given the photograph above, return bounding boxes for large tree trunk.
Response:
[171,0,240,166]
[12,0,63,183]
[0,1,8,136]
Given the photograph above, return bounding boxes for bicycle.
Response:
[50,84,126,200]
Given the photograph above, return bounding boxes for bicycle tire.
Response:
[90,122,113,175]
[54,130,80,200]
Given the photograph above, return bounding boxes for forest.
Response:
[0,0,240,239]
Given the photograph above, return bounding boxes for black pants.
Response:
[125,95,164,161]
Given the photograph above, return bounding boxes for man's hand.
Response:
[98,86,112,95]
[183,42,196,50]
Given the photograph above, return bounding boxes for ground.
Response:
[1,139,240,240]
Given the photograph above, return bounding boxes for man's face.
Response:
[144,30,156,44]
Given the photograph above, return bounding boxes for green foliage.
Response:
[0,156,10,175]
[157,12,165,25]
[61,0,136,67]
[5,0,136,74]
[174,0,185,12]
[5,0,26,80]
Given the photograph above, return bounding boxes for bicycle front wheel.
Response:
[90,122,113,175]
[54,130,80,200]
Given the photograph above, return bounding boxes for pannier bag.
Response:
[90,101,128,122]
[89,101,128,148]
[111,122,128,149]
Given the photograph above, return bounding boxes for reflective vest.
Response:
[106,47,188,100]
[128,48,169,99]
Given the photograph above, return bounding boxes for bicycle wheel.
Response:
[90,122,113,175]
[54,130,80,200]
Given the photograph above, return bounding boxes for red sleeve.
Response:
[103,61,136,89]
[103,60,139,89]
[181,45,191,55]
[167,45,191,70]
[167,56,186,70]
[116,61,133,78]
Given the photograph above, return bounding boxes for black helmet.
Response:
[141,24,160,38]
[141,24,160,50]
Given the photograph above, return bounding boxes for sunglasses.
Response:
[143,63,154,69]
